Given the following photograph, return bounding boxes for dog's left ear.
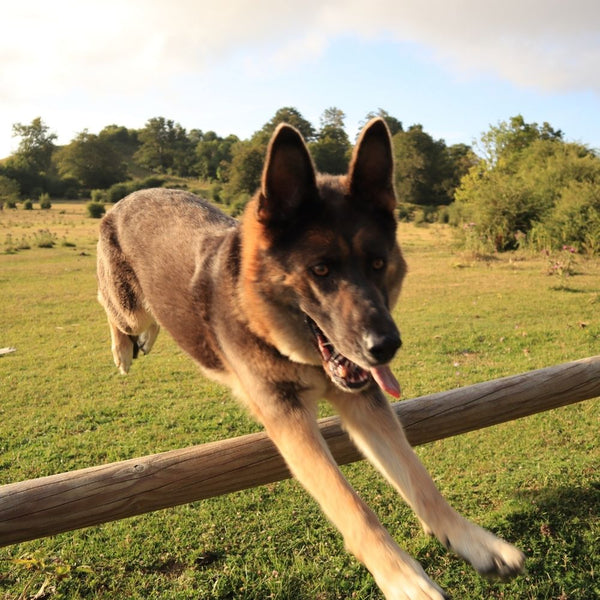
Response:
[257,124,318,225]
[348,118,396,213]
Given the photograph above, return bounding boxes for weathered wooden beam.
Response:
[1,356,599,547]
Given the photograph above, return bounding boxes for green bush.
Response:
[33,229,56,248]
[413,208,427,226]
[140,175,165,188]
[229,193,250,217]
[39,193,52,210]
[86,201,106,219]
[104,177,165,204]
[91,189,107,203]
[453,128,600,253]
[396,203,414,222]
[0,175,21,207]
[538,181,600,254]
[23,199,33,210]
[105,182,130,203]
[210,184,223,204]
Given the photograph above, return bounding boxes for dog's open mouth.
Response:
[307,317,401,398]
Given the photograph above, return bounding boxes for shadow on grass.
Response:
[505,483,600,598]
[513,481,599,520]
[549,285,594,293]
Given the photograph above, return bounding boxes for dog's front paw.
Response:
[377,554,449,600]
[385,575,448,600]
[447,518,525,579]
[474,535,525,580]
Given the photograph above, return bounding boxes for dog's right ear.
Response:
[257,124,318,225]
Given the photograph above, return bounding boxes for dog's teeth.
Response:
[319,343,332,361]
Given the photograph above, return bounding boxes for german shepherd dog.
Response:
[97,119,524,599]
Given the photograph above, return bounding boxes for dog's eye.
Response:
[372,258,386,271]
[311,263,329,277]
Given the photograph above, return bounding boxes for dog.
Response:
[96,118,524,599]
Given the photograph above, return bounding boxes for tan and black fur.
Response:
[97,119,524,599]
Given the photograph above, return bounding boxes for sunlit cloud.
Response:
[3,0,599,103]
[1,0,599,155]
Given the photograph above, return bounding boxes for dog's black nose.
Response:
[366,331,402,364]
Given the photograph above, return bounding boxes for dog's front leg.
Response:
[244,389,448,600]
[329,390,525,580]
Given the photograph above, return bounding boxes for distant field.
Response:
[1,202,599,599]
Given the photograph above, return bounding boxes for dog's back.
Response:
[97,188,239,375]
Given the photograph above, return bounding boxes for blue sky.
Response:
[2,0,599,158]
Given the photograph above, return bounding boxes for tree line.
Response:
[0,108,474,208]
[1,109,598,253]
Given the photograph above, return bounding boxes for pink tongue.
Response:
[370,365,401,398]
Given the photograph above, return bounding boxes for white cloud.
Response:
[2,0,599,102]
[313,0,600,93]
[1,0,599,155]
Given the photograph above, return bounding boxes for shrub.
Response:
[0,175,21,207]
[210,184,223,204]
[396,203,414,222]
[86,201,106,219]
[91,189,107,203]
[105,182,130,203]
[539,181,600,254]
[33,229,56,248]
[436,206,450,224]
[229,193,250,217]
[39,193,52,209]
[413,209,427,226]
[140,175,166,189]
[23,199,33,210]
[104,177,166,204]
[3,234,16,253]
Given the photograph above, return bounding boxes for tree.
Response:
[542,181,600,252]
[98,125,140,159]
[392,125,451,206]
[222,140,265,199]
[255,107,316,144]
[0,175,20,207]
[3,118,57,196]
[310,107,351,174]
[194,132,239,181]
[54,130,128,189]
[453,163,540,250]
[320,107,346,130]
[134,117,194,175]
[477,114,563,168]
[12,117,57,174]
[363,109,403,136]
[454,119,600,252]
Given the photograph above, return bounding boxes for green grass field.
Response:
[1,202,599,599]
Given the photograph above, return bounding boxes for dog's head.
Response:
[241,118,406,397]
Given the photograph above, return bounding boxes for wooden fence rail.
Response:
[1,356,599,547]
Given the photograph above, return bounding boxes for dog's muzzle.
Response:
[307,317,401,397]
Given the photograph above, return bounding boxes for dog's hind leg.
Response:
[105,316,159,375]
[97,222,160,374]
[137,322,160,355]
[329,391,525,581]
[107,319,135,375]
